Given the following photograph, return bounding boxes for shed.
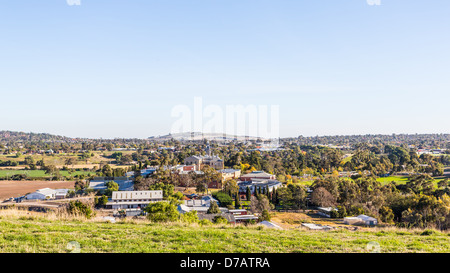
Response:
[26,188,56,200]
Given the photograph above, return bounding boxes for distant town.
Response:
[0,130,449,232]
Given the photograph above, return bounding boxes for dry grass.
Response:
[1,208,450,253]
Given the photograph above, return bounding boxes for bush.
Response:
[144,202,179,222]
[207,201,221,214]
[212,191,233,207]
[421,230,436,236]
[198,219,212,226]
[67,200,94,219]
[260,209,271,221]
[94,195,109,207]
[213,215,228,224]
[181,211,199,223]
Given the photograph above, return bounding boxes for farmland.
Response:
[0,170,96,180]
[0,151,135,169]
[0,180,75,200]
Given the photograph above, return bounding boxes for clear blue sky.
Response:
[1,0,449,139]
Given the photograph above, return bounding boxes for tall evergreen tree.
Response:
[246,186,251,201]
[235,194,241,209]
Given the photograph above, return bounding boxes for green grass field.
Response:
[376,176,410,184]
[0,211,450,253]
[0,170,96,179]
[376,176,448,186]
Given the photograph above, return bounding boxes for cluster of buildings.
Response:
[317,207,378,227]
[80,150,283,222]
[103,189,260,223]
[417,149,446,155]
[178,195,259,224]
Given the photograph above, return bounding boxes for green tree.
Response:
[260,209,271,221]
[246,186,252,201]
[67,200,94,219]
[213,215,228,224]
[235,193,241,209]
[144,201,179,222]
[207,201,221,214]
[105,181,119,197]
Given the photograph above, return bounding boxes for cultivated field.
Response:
[0,180,75,200]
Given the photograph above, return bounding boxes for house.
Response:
[317,207,338,218]
[237,179,282,195]
[219,169,241,181]
[184,155,224,170]
[105,190,163,210]
[195,211,258,224]
[197,212,235,223]
[178,195,229,214]
[228,209,248,216]
[140,168,157,177]
[55,189,69,199]
[223,209,259,223]
[183,195,217,207]
[239,171,276,181]
[344,215,378,226]
[233,214,259,223]
[26,188,57,200]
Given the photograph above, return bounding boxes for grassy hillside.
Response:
[0,210,450,253]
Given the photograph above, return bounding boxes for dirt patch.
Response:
[271,211,351,229]
[0,180,75,200]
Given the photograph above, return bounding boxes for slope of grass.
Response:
[0,210,450,253]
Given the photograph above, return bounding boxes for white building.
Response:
[55,189,69,199]
[26,188,57,200]
[317,207,338,218]
[344,215,378,226]
[178,195,227,214]
[106,190,163,210]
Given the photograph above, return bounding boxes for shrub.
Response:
[144,202,179,222]
[260,209,271,221]
[207,201,221,214]
[198,219,212,226]
[212,191,233,207]
[67,200,94,219]
[213,215,228,224]
[421,230,436,236]
[94,195,109,207]
[181,211,199,223]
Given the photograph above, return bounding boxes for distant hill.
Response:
[149,132,278,142]
[0,131,80,143]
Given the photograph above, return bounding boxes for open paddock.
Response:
[0,180,75,200]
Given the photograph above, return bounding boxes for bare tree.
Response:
[311,187,336,207]
[250,195,270,214]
